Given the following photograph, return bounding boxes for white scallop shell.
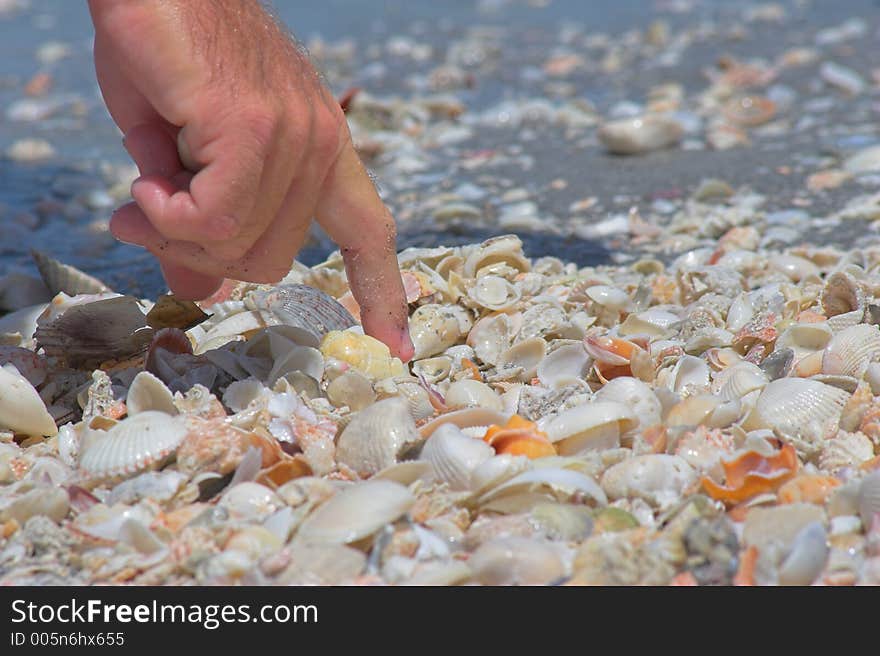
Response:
[335,397,422,478]
[295,480,415,544]
[540,401,637,455]
[78,411,186,479]
[821,323,880,378]
[421,423,495,490]
[713,361,768,402]
[125,371,178,416]
[0,363,57,436]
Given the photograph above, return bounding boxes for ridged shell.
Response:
[295,480,415,544]
[541,401,637,455]
[747,378,849,450]
[125,371,178,416]
[79,411,186,479]
[421,423,495,490]
[713,361,768,402]
[821,324,880,378]
[335,397,422,477]
[0,363,57,436]
[31,250,111,296]
[247,284,357,347]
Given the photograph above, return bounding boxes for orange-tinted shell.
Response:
[256,458,311,489]
[701,443,799,505]
[461,358,483,381]
[777,474,840,505]
[483,415,556,459]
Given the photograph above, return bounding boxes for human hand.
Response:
[87,0,414,360]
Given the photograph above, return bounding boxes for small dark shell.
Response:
[248,284,357,346]
[31,250,111,296]
[34,296,153,368]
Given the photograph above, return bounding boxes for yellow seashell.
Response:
[319,330,407,380]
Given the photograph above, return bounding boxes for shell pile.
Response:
[3,239,880,587]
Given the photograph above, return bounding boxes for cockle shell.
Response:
[320,330,406,380]
[745,378,850,454]
[79,411,187,479]
[421,423,495,490]
[0,363,57,436]
[541,401,637,455]
[335,397,422,478]
[713,361,768,402]
[597,114,683,155]
[125,371,178,416]
[821,323,880,378]
[601,455,697,508]
[295,480,415,544]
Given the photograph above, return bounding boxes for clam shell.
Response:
[295,479,415,544]
[541,401,637,455]
[0,363,57,436]
[444,379,503,411]
[468,537,567,585]
[31,250,111,296]
[821,323,880,378]
[537,343,590,389]
[592,377,661,429]
[326,370,376,412]
[746,378,849,452]
[421,423,495,490]
[336,397,422,478]
[597,115,683,155]
[79,411,187,479]
[477,467,607,512]
[419,406,509,439]
[600,454,696,508]
[496,337,547,381]
[618,308,680,338]
[466,314,512,365]
[467,275,521,311]
[125,371,178,416]
[216,482,283,522]
[463,235,530,279]
[247,284,357,347]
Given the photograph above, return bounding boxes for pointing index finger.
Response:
[314,140,414,362]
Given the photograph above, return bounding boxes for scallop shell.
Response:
[541,401,637,455]
[247,284,357,347]
[421,423,495,490]
[125,371,178,416]
[713,361,768,402]
[31,250,111,296]
[0,363,57,436]
[821,323,880,378]
[295,480,415,544]
[746,378,849,453]
[79,411,187,479]
[335,397,422,478]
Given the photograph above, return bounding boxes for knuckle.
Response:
[312,105,346,163]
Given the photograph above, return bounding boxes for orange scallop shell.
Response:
[701,442,799,505]
[483,415,556,459]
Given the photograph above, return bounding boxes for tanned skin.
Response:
[87,0,414,361]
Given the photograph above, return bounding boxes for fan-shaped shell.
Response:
[79,411,187,479]
[421,423,495,490]
[126,371,178,416]
[335,397,422,477]
[821,323,880,378]
[247,284,357,347]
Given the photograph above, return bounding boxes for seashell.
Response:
[667,354,711,396]
[247,284,357,347]
[496,337,547,381]
[684,327,734,354]
[372,460,432,486]
[421,423,495,490]
[326,370,376,411]
[476,467,607,513]
[335,397,422,478]
[218,482,283,522]
[701,443,799,505]
[79,411,187,480]
[821,324,880,378]
[0,363,57,436]
[0,303,47,344]
[466,314,512,365]
[770,254,821,283]
[666,394,736,429]
[529,502,594,542]
[541,401,637,455]
[222,379,267,414]
[778,474,841,505]
[858,471,880,528]
[463,235,530,279]
[597,114,683,154]
[759,347,794,381]
[777,521,829,586]
[742,503,826,552]
[593,377,661,430]
[722,94,776,126]
[585,285,631,313]
[409,303,473,360]
[125,371,178,416]
[713,361,768,402]
[319,330,406,380]
[822,271,864,320]
[419,406,509,439]
[34,295,153,369]
[745,378,849,454]
[444,379,503,411]
[385,378,437,422]
[31,250,111,296]
[467,275,521,311]
[537,343,590,389]
[278,542,367,585]
[618,308,680,338]
[0,487,69,524]
[295,480,414,544]
[468,537,567,585]
[601,455,696,508]
[483,415,556,459]
[865,362,880,395]
[469,454,531,496]
[0,273,50,313]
